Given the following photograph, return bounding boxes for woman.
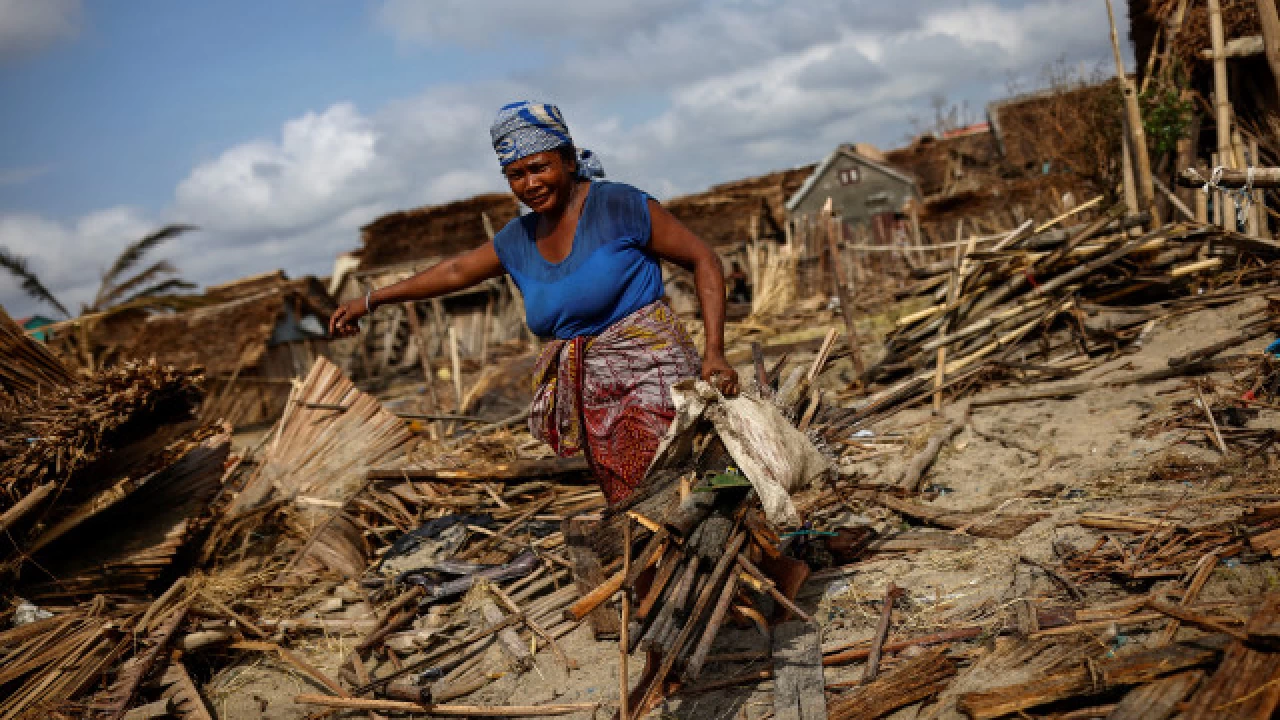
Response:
[331,101,738,505]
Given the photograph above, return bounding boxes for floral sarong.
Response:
[529,301,700,504]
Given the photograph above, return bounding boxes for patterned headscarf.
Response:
[490,101,605,179]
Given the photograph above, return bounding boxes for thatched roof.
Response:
[124,283,333,376]
[665,165,815,247]
[986,79,1124,185]
[884,125,999,198]
[358,193,520,271]
[0,306,74,401]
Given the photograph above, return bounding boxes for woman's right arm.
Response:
[329,241,505,337]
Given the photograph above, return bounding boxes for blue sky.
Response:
[0,0,1131,318]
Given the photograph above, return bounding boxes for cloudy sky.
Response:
[0,0,1132,318]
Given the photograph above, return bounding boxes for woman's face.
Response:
[503,150,575,214]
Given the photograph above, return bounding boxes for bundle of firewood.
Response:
[561,338,846,718]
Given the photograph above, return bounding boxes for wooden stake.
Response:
[448,324,463,412]
[405,304,440,415]
[619,518,632,720]
[821,198,864,376]
[1107,0,1159,227]
[1197,385,1229,456]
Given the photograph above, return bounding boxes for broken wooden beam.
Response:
[772,621,828,720]
[827,647,956,720]
[956,636,1227,719]
[862,584,903,685]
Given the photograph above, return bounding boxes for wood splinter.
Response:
[863,584,904,685]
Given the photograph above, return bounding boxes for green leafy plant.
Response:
[1141,85,1195,158]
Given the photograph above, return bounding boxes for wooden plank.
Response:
[1182,640,1280,719]
[772,621,828,720]
[1106,670,1203,720]
[563,517,620,640]
[956,636,1227,719]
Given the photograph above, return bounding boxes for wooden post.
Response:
[1257,0,1280,101]
[1107,0,1159,227]
[822,198,864,377]
[405,304,440,415]
[1174,104,1200,215]
[1252,137,1271,238]
[478,297,493,368]
[1209,0,1234,230]
[1121,126,1140,216]
[448,325,463,412]
[1232,129,1260,236]
[908,200,924,267]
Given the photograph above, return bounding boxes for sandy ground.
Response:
[207,296,1280,719]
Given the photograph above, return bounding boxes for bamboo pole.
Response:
[1257,0,1280,101]
[1178,166,1280,188]
[822,198,865,376]
[934,222,963,414]
[1251,137,1271,238]
[1209,0,1234,230]
[1107,0,1159,227]
[448,325,463,412]
[1234,129,1260,237]
[1121,125,1140,215]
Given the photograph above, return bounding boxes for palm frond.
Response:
[0,247,71,318]
[98,224,197,296]
[119,278,198,306]
[88,260,178,312]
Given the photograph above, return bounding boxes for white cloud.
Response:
[0,206,153,316]
[0,164,51,186]
[0,0,81,62]
[374,0,699,49]
[175,104,395,236]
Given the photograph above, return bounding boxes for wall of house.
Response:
[791,155,917,226]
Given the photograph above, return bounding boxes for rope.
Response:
[1189,163,1256,230]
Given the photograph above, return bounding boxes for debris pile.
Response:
[853,211,1280,430]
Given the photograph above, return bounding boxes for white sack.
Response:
[648,379,830,526]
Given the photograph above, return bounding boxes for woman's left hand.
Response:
[702,353,739,397]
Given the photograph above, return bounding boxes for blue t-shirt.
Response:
[493,181,665,340]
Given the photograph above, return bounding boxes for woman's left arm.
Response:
[647,198,739,396]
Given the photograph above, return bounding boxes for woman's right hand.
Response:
[329,297,369,338]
